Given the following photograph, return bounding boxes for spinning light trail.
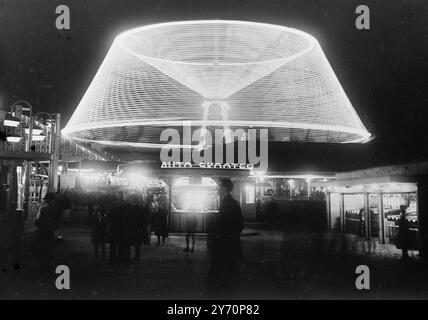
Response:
[62,20,371,148]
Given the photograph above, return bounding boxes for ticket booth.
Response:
[117,163,252,233]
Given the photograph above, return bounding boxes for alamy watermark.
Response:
[355,5,370,30]
[55,5,70,30]
[159,122,268,172]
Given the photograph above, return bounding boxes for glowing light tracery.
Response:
[62,20,371,147]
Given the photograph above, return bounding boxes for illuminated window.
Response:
[246,185,255,204]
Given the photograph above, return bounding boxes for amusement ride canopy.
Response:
[62,20,371,148]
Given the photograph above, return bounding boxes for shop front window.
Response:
[170,176,219,233]
[343,194,365,237]
[383,193,418,247]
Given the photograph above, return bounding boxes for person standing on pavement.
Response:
[398,205,410,261]
[207,178,244,297]
[108,192,127,262]
[154,196,169,245]
[89,200,108,258]
[129,195,147,262]
[118,194,132,262]
[184,212,197,252]
[216,178,244,242]
[35,193,57,269]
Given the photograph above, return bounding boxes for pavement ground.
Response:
[0,222,427,300]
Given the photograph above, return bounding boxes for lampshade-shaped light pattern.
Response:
[62,20,371,148]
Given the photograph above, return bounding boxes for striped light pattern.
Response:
[62,20,371,148]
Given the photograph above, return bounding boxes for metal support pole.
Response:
[340,193,345,233]
[6,167,13,212]
[220,102,231,144]
[48,120,55,192]
[199,102,210,151]
[377,193,385,244]
[364,193,371,240]
[10,100,35,217]
[163,177,173,231]
[24,113,33,214]
[417,182,427,259]
[326,192,331,229]
[49,113,61,192]
[26,114,33,152]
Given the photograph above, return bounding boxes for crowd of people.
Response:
[86,191,170,262]
[33,178,245,297]
[34,190,171,266]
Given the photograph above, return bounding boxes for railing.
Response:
[345,217,363,236]
[0,111,53,154]
[1,110,117,161]
[59,138,118,162]
[344,210,379,238]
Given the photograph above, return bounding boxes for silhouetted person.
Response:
[359,208,366,238]
[154,197,169,245]
[129,196,147,262]
[255,194,262,221]
[142,202,151,245]
[90,203,107,258]
[265,201,279,229]
[118,196,131,262]
[86,194,98,232]
[398,205,410,261]
[3,209,27,271]
[61,190,72,224]
[207,178,243,297]
[35,193,56,269]
[108,192,127,262]
[217,179,244,239]
[184,213,197,252]
[51,192,66,232]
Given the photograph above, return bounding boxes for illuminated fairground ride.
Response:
[62,20,371,149]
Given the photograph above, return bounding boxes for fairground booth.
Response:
[109,161,250,233]
[80,159,334,233]
[325,161,428,256]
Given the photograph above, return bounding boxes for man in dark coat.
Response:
[154,196,169,245]
[398,205,410,261]
[35,193,57,269]
[108,192,128,262]
[207,178,244,297]
[89,203,108,258]
[129,196,148,262]
[216,179,244,239]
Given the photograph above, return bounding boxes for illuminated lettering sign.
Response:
[161,161,254,170]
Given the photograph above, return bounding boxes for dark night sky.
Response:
[1,0,428,169]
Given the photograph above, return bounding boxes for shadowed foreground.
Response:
[1,222,427,300]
